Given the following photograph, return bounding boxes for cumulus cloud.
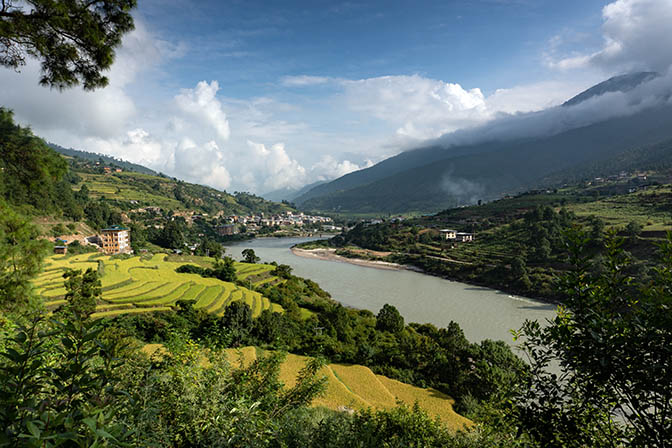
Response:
[311,155,373,180]
[175,81,231,140]
[244,140,307,191]
[342,75,490,140]
[174,139,231,190]
[548,0,672,73]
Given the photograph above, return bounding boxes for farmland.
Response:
[34,253,283,319]
[219,346,472,431]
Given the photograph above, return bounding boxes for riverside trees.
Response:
[514,230,672,447]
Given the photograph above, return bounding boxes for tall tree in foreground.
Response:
[0,202,49,310]
[0,0,137,90]
[514,229,672,447]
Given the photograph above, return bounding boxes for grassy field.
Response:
[567,185,672,230]
[221,347,472,431]
[35,253,282,319]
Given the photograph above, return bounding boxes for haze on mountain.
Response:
[295,70,672,214]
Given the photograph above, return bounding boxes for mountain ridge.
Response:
[296,73,672,215]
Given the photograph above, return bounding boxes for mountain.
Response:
[262,180,327,203]
[562,72,659,107]
[49,143,158,175]
[296,73,672,215]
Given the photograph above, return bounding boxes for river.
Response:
[226,237,557,346]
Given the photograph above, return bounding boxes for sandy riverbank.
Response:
[291,247,409,271]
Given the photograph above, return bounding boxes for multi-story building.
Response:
[100,225,132,254]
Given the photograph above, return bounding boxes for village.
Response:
[214,211,338,235]
[51,210,339,256]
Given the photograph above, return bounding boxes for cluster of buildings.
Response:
[217,211,333,235]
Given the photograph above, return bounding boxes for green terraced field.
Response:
[33,253,282,319]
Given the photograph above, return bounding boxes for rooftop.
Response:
[102,225,129,232]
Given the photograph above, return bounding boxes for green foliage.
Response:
[0,204,49,310]
[211,257,237,282]
[273,264,293,279]
[514,229,672,447]
[195,239,223,259]
[242,248,260,264]
[278,404,460,448]
[155,218,186,250]
[62,268,101,318]
[66,240,98,255]
[375,304,404,334]
[222,300,253,346]
[0,0,137,90]
[50,223,67,237]
[0,315,131,446]
[626,219,642,240]
[124,345,327,447]
[0,109,72,214]
[84,199,122,230]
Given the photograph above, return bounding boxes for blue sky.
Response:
[1,0,670,194]
[137,0,602,93]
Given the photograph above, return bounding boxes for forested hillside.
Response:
[1,108,292,221]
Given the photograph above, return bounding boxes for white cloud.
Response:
[311,155,373,180]
[548,0,672,73]
[175,81,231,140]
[281,75,331,86]
[342,75,489,140]
[244,140,307,191]
[486,80,593,113]
[174,139,231,190]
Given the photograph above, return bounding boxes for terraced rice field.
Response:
[222,347,472,431]
[34,253,282,319]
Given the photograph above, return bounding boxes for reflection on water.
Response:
[226,237,557,345]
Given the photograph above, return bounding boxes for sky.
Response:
[1,0,671,194]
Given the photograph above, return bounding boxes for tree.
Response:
[511,256,532,290]
[197,239,223,259]
[514,229,672,447]
[589,215,605,245]
[533,237,551,262]
[208,257,236,283]
[222,300,253,346]
[0,0,137,90]
[376,304,404,334]
[62,268,100,318]
[0,108,69,212]
[273,264,293,279]
[0,203,49,309]
[626,220,642,241]
[157,219,185,250]
[242,248,260,264]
